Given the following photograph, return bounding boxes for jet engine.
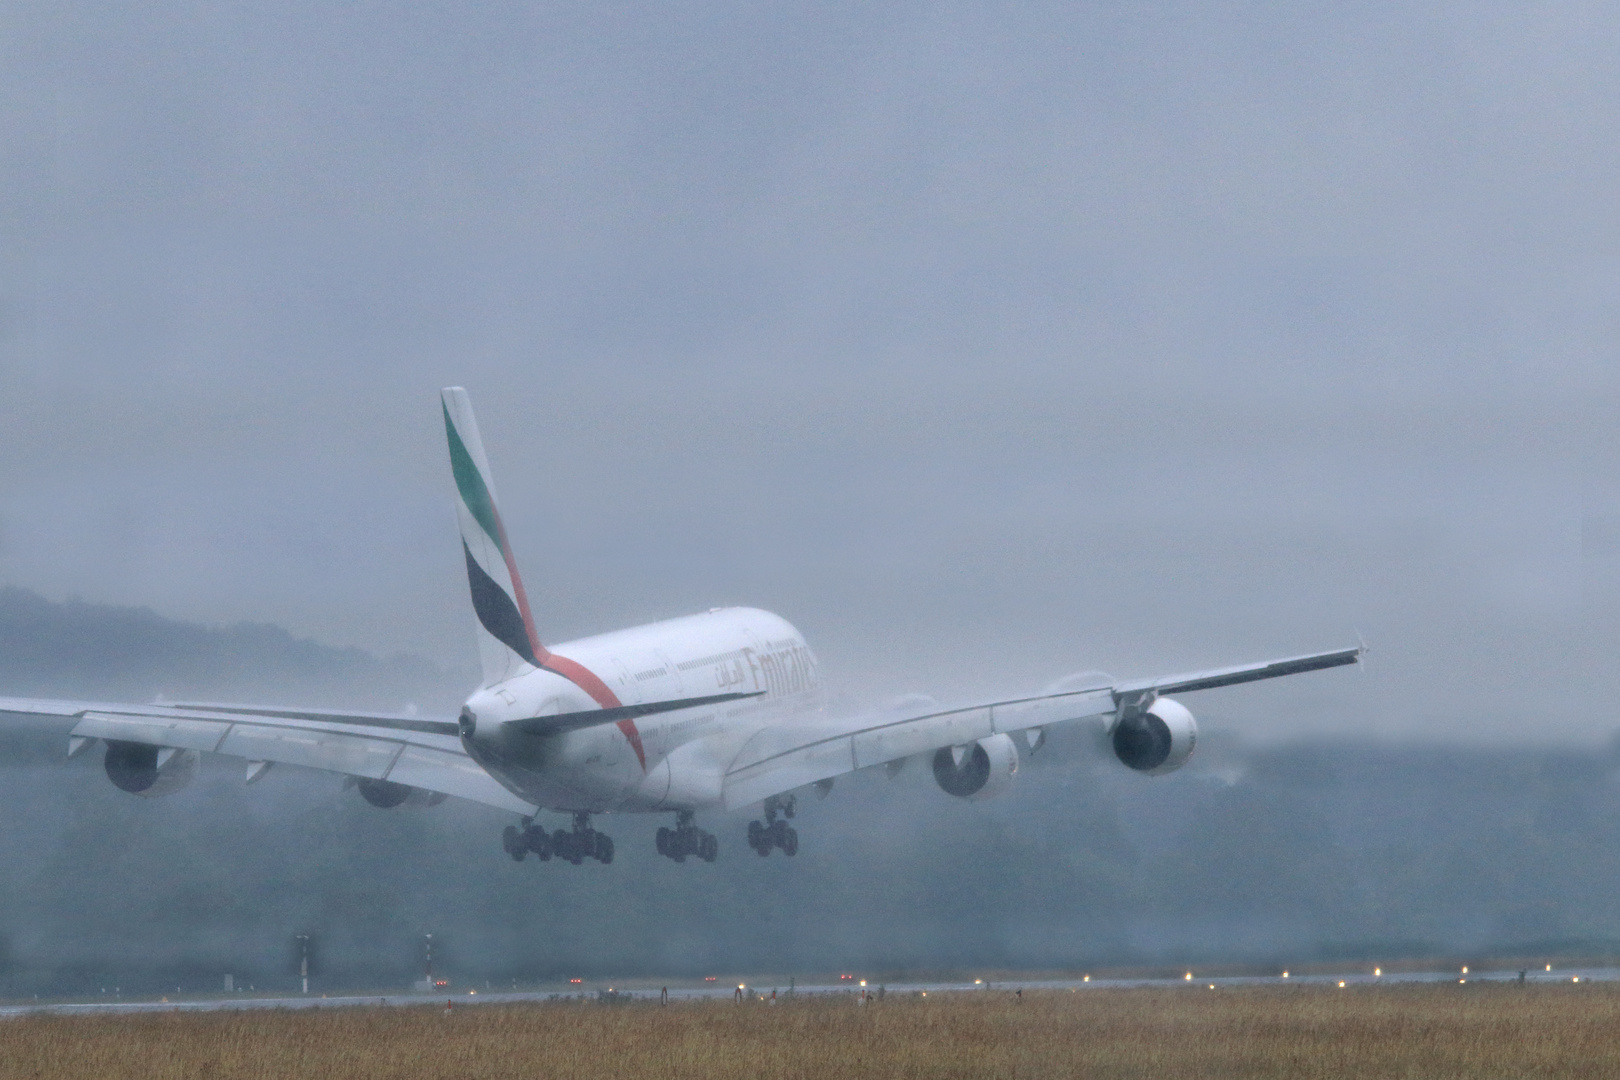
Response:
[354,777,447,809]
[103,741,199,797]
[1111,696,1197,775]
[931,733,1019,800]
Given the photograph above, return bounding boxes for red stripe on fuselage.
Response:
[489,507,647,770]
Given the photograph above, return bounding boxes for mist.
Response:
[0,1,1611,990]
[0,592,1614,995]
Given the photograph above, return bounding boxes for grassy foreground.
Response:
[4,984,1620,1079]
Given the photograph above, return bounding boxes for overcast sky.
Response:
[0,1,1612,742]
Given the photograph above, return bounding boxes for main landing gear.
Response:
[502,812,614,865]
[747,794,798,857]
[656,810,718,863]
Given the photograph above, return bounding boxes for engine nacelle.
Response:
[104,741,199,797]
[355,778,447,809]
[1111,696,1197,774]
[932,732,1019,800]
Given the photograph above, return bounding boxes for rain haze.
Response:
[0,2,1613,991]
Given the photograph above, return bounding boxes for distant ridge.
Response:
[0,587,463,711]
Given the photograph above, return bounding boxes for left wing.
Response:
[0,697,537,814]
[722,646,1361,809]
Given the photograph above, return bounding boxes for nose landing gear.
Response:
[656,810,718,863]
[747,794,798,857]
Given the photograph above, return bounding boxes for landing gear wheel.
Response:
[502,824,526,862]
[595,833,615,864]
[700,833,719,862]
[781,826,798,857]
[556,829,583,865]
[526,825,553,861]
[656,827,671,857]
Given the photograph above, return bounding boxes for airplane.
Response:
[0,388,1361,865]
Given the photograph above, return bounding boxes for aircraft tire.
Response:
[656,827,671,857]
[781,827,798,857]
[596,833,614,864]
[503,825,526,861]
[700,833,718,862]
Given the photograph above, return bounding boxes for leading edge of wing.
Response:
[1111,646,1362,699]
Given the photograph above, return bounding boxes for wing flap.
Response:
[3,697,536,814]
[73,712,232,754]
[723,689,1116,810]
[217,724,404,779]
[851,707,993,770]
[725,733,854,811]
[386,744,536,814]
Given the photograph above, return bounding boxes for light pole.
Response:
[297,934,310,995]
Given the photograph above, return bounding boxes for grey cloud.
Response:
[0,1,1611,743]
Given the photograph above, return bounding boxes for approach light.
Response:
[860,981,867,987]
[1338,981,1345,988]
[1082,976,1090,983]
[738,984,745,990]
[1184,972,1192,981]
[1208,984,1215,990]
[1461,966,1468,974]
[1546,965,1552,972]
[1374,968,1381,977]
[1574,977,1581,983]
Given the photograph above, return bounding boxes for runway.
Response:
[2,965,1614,1017]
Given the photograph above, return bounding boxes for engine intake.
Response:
[931,733,1019,799]
[104,741,198,797]
[1111,696,1197,774]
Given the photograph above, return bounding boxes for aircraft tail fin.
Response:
[441,387,542,687]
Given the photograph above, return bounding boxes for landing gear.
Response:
[503,813,609,864]
[552,812,613,865]
[748,794,798,857]
[657,810,718,863]
[502,819,555,862]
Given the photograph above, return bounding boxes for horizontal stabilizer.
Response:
[507,692,765,737]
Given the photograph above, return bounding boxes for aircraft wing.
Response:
[0,696,538,815]
[722,646,1360,810]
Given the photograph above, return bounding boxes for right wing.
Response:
[0,697,537,814]
[722,646,1361,809]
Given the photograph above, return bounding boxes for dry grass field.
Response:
[3,983,1619,1080]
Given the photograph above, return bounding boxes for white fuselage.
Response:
[458,607,823,813]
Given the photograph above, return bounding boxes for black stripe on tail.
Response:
[463,540,539,667]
